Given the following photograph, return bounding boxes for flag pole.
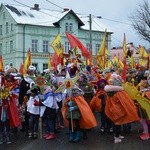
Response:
[68,88,74,132]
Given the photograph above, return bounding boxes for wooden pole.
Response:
[71,111,74,132]
[68,89,74,132]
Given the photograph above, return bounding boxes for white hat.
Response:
[43,69,50,73]
[10,73,18,76]
[28,65,36,71]
[104,85,123,92]
[4,65,10,72]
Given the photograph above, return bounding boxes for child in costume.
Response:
[27,86,41,139]
[137,75,150,140]
[104,85,139,143]
[90,71,113,134]
[40,86,59,140]
[0,73,21,144]
[0,74,15,144]
[55,91,66,129]
[0,98,11,144]
[62,87,97,143]
[19,65,36,135]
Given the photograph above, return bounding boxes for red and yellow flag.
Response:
[23,49,32,76]
[19,63,24,74]
[0,55,4,72]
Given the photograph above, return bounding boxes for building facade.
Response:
[0,3,113,72]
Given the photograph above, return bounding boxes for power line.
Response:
[46,0,64,10]
[100,17,132,26]
[13,0,60,19]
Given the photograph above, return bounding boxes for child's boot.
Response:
[73,131,80,143]
[140,133,150,140]
[6,133,12,144]
[114,137,122,143]
[69,130,75,142]
[0,133,4,145]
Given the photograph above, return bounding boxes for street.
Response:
[0,112,150,150]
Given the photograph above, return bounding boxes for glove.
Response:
[34,100,39,106]
[69,106,74,112]
[67,101,73,107]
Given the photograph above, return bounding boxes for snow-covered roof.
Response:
[5,4,69,26]
[4,4,112,32]
[78,15,112,32]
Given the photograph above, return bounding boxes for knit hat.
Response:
[71,86,84,97]
[31,86,41,95]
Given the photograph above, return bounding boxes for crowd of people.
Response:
[0,62,150,145]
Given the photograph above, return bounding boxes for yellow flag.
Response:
[97,29,109,69]
[128,55,135,68]
[112,55,124,68]
[138,45,148,67]
[97,55,105,70]
[98,29,107,56]
[123,33,127,59]
[51,34,63,56]
[138,45,148,58]
[106,59,112,68]
[48,52,51,70]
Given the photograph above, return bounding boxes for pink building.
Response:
[110,43,139,62]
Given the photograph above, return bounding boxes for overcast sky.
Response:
[1,0,149,48]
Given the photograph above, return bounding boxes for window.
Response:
[95,44,100,55]
[86,32,89,38]
[65,42,70,53]
[43,40,49,53]
[65,22,73,32]
[43,63,48,72]
[31,40,38,52]
[10,40,13,52]
[6,42,9,53]
[86,43,91,51]
[11,23,13,31]
[32,63,38,70]
[10,63,13,67]
[69,23,73,32]
[6,22,8,33]
[0,25,2,35]
[65,23,69,31]
[3,12,5,20]
[0,43,2,54]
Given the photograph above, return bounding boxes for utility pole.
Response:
[89,14,92,56]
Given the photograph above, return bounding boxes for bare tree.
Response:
[129,0,150,43]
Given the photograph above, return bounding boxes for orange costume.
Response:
[105,90,140,125]
[90,90,103,112]
[89,72,111,113]
[62,95,97,129]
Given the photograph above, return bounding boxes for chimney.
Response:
[32,4,39,11]
[63,8,69,12]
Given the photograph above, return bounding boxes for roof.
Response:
[5,4,69,27]
[79,15,112,32]
[3,4,111,32]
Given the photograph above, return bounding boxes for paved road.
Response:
[0,112,150,150]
